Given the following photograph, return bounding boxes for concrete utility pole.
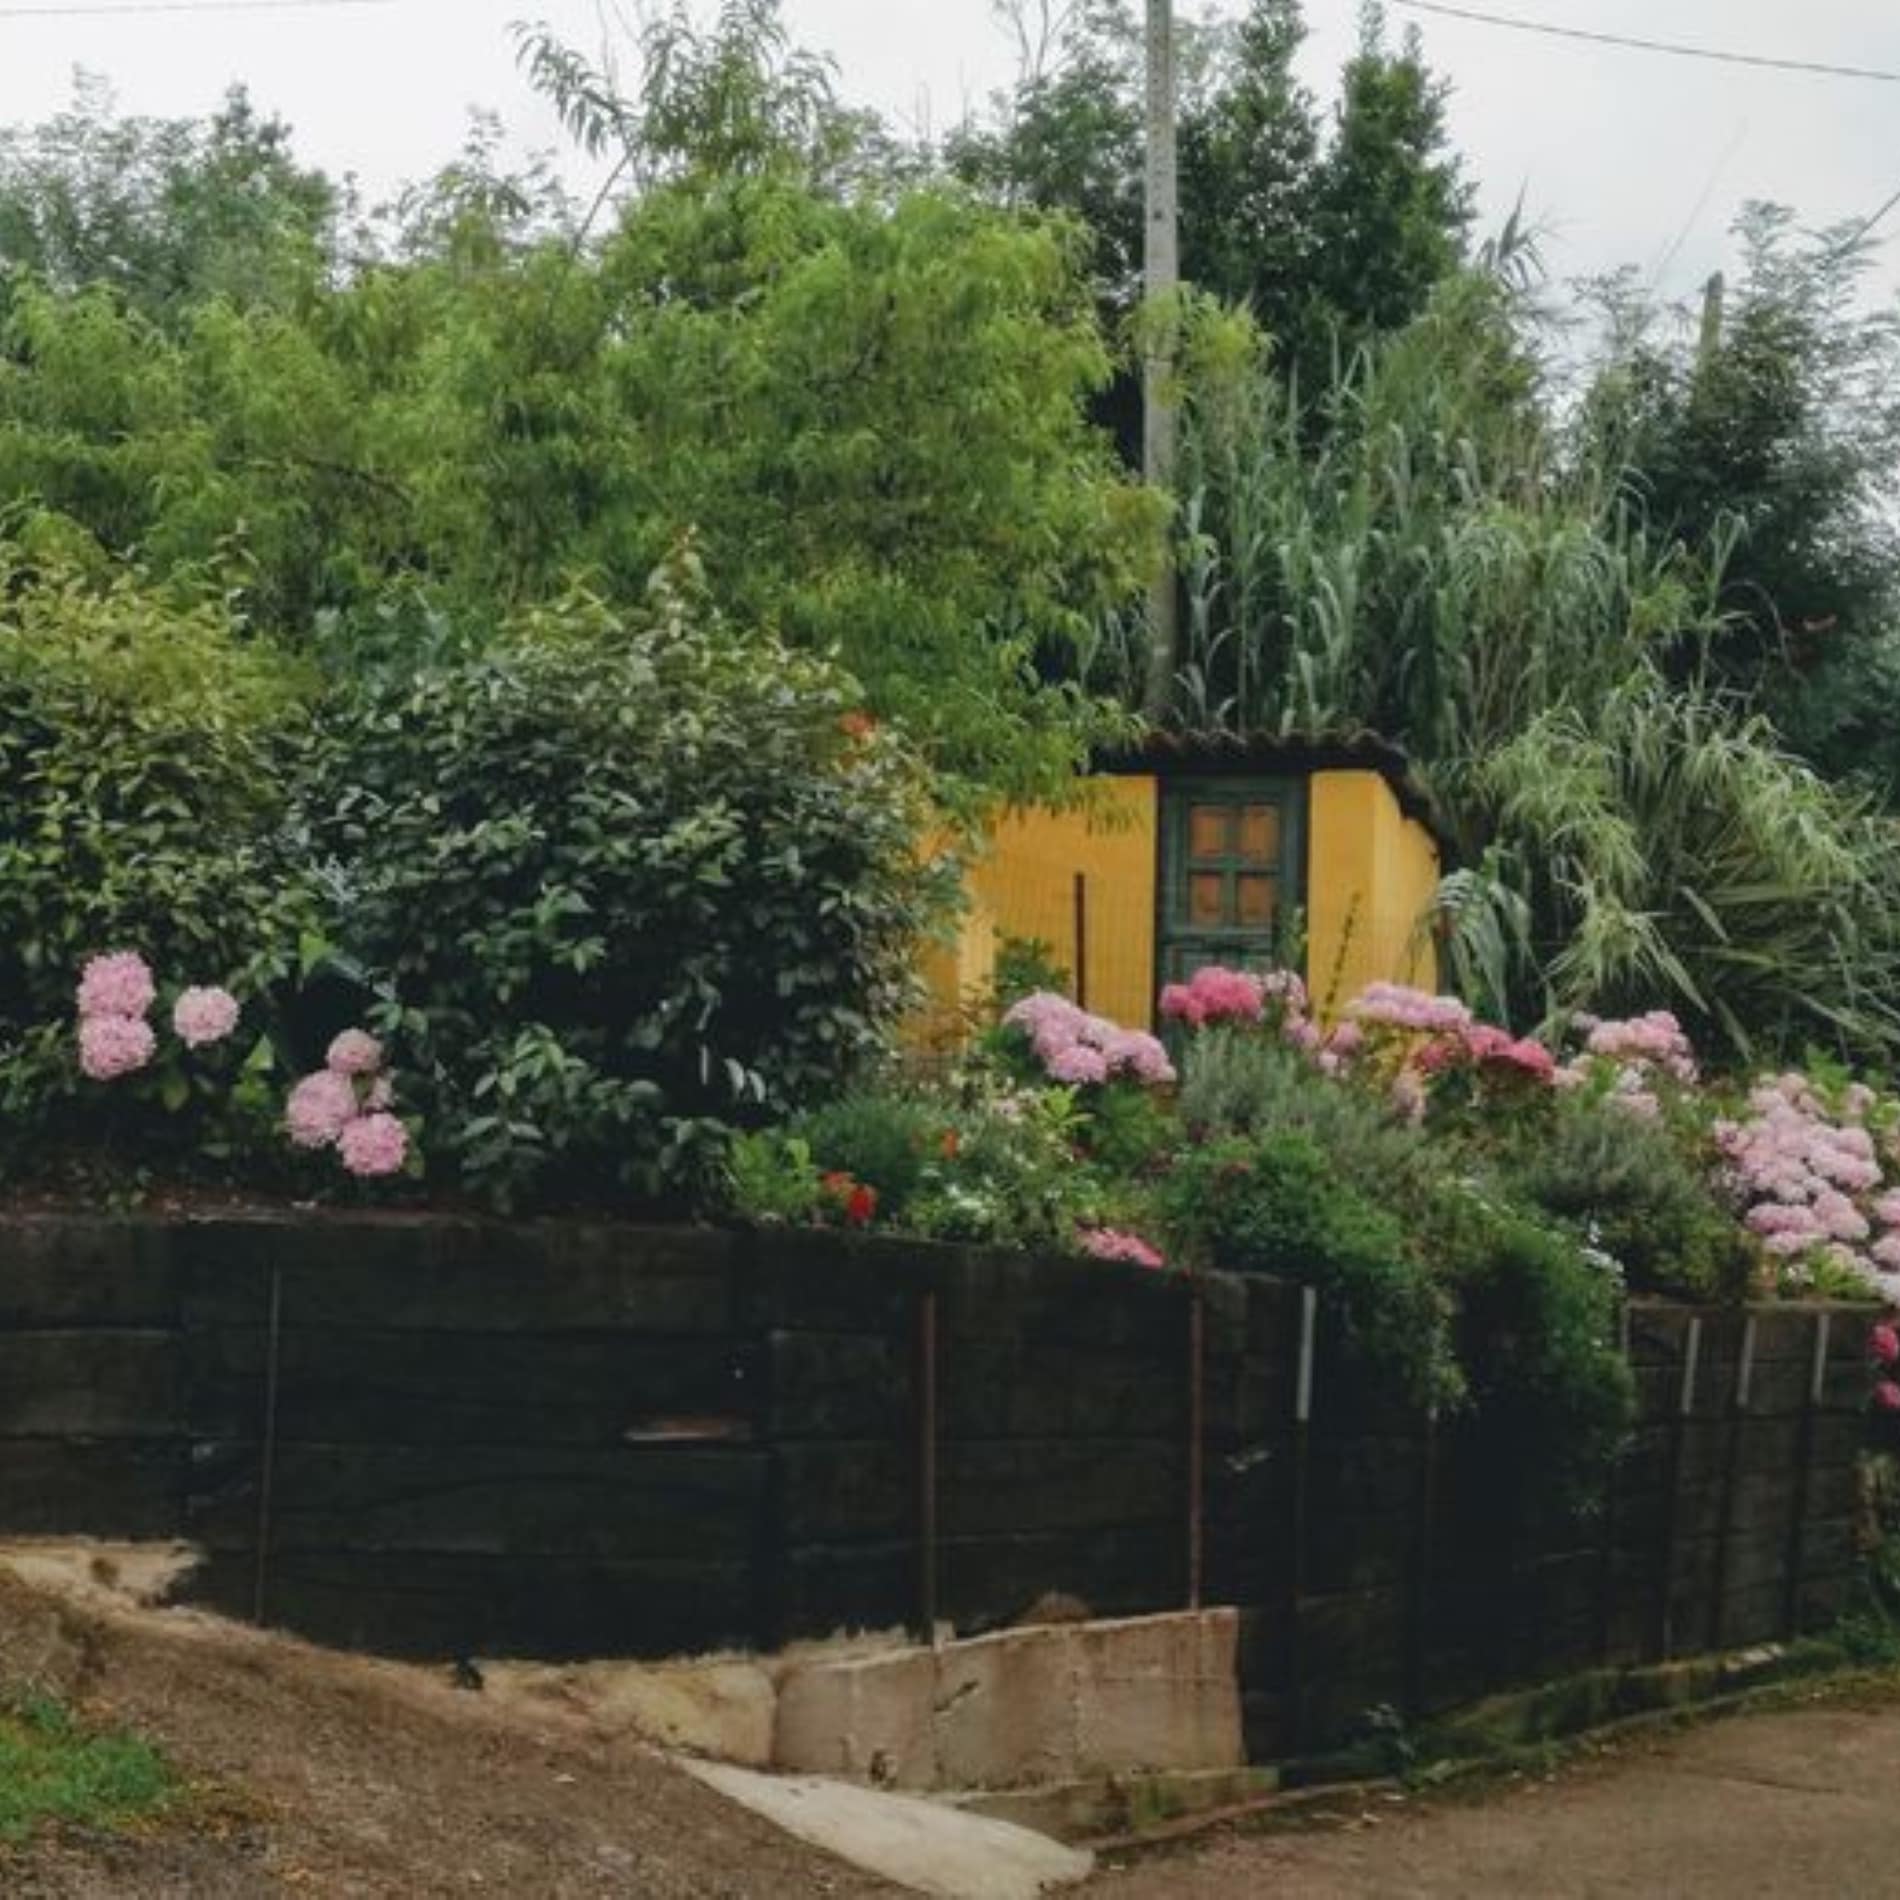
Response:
[1141,0,1180,722]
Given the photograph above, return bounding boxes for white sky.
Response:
[0,0,1894,308]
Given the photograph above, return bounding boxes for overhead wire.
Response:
[0,0,392,18]
[1388,1,1900,85]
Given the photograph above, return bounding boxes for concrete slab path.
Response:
[1085,1697,1900,1898]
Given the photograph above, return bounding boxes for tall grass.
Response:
[1099,264,1900,1064]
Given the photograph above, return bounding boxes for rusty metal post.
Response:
[1403,1403,1440,1719]
[916,1290,940,1643]
[1285,1286,1317,1751]
[1783,1311,1831,1638]
[1594,1302,1634,1664]
[1709,1313,1756,1648]
[1187,1285,1206,1610]
[1655,1314,1701,1661]
[251,1259,284,1626]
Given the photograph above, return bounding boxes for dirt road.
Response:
[1088,1698,1900,1899]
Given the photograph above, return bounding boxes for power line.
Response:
[1841,183,1900,250]
[0,0,391,17]
[1389,1,1900,85]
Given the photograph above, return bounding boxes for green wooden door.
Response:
[1159,779,1304,984]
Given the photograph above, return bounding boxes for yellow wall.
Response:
[929,778,1159,1033]
[1306,771,1440,1011]
[924,768,1439,1036]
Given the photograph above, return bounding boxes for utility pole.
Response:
[1141,0,1180,722]
[1695,270,1726,379]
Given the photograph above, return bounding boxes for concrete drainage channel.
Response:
[490,1607,1249,1898]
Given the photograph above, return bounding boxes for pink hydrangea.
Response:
[1079,1228,1165,1270]
[172,986,240,1049]
[1583,1010,1698,1083]
[338,1112,409,1179]
[78,1014,156,1081]
[286,1070,360,1149]
[326,1029,385,1077]
[1871,1324,1900,1367]
[1005,992,1174,1089]
[1159,966,1273,1029]
[1103,1028,1176,1086]
[1874,1235,1900,1273]
[1046,1042,1110,1087]
[77,951,155,1022]
[1876,1381,1900,1414]
[1349,982,1473,1038]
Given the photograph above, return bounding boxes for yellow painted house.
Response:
[923,739,1445,1035]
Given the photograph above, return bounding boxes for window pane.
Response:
[1189,805,1233,860]
[1236,874,1276,928]
[1238,805,1281,866]
[1189,872,1227,926]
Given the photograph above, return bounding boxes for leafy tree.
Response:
[0,11,1157,806]
[947,0,1472,388]
[0,75,337,319]
[1584,207,1900,795]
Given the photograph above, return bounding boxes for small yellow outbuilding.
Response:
[922,738,1445,1037]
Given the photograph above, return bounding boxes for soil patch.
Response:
[0,1553,903,1897]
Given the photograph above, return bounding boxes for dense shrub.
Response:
[1164,1131,1459,1413]
[311,579,949,1208]
[1177,1026,1436,1205]
[1504,1093,1755,1304]
[0,562,315,1144]
[1427,1183,1636,1512]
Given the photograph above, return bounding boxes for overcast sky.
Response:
[0,0,1894,310]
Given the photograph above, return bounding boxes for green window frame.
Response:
[1158,778,1305,984]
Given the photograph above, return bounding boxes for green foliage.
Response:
[1163,1131,1458,1412]
[0,559,314,1088]
[310,577,949,1209]
[791,1092,945,1211]
[948,0,1472,389]
[1470,679,1900,1060]
[1503,1091,1755,1303]
[0,76,337,320]
[726,1129,822,1224]
[1176,1027,1435,1202]
[1584,207,1900,795]
[0,25,1155,807]
[1430,1185,1636,1513]
[0,1695,174,1843]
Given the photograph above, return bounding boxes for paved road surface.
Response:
[1087,1698,1900,1898]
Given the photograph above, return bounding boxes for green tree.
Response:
[946,0,1471,389]
[0,75,337,319]
[1584,207,1900,795]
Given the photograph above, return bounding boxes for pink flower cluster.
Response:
[1003,993,1176,1088]
[1554,1012,1700,1120]
[1348,983,1474,1038]
[1874,1327,1900,1414]
[75,951,240,1082]
[1160,966,1308,1030]
[1079,1228,1166,1270]
[285,1029,408,1180]
[1580,1011,1698,1083]
[1418,1021,1557,1086]
[1716,1074,1900,1300]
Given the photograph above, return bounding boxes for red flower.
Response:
[845,1183,878,1227]
[839,711,878,742]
